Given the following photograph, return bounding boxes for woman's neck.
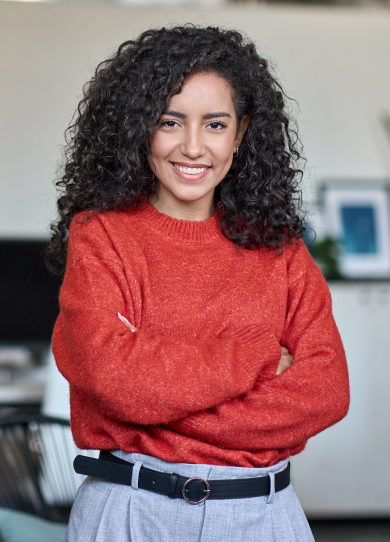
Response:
[148,192,216,222]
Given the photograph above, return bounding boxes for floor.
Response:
[309,519,390,541]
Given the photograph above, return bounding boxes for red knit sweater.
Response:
[52,199,350,467]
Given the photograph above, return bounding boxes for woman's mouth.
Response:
[173,164,209,175]
[171,162,211,181]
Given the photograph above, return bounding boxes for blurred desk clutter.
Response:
[0,239,94,537]
[0,346,47,405]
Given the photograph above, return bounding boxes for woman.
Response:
[48,25,350,542]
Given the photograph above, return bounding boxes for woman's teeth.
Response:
[174,164,208,175]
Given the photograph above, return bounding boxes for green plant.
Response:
[307,236,345,280]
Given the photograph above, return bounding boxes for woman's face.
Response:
[149,72,248,220]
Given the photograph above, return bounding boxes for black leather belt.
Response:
[73,451,290,505]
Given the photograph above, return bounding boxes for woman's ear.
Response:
[235,115,250,148]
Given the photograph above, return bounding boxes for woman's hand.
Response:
[277,346,293,375]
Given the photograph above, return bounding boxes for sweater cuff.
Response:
[232,325,281,382]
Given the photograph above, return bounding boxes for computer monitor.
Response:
[0,240,62,353]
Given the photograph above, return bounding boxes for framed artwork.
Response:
[320,181,390,279]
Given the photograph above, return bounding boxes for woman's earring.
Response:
[233,147,239,158]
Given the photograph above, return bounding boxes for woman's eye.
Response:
[161,120,179,128]
[208,122,226,130]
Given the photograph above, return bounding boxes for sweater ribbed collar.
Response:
[133,198,223,243]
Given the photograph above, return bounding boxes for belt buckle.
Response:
[182,477,211,505]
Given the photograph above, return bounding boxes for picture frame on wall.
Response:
[320,181,390,279]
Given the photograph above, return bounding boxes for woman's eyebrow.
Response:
[164,110,186,119]
[164,110,231,120]
[203,111,231,120]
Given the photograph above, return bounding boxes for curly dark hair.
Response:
[45,25,305,276]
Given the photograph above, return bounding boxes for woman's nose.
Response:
[181,127,204,158]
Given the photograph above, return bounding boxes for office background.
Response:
[0,2,390,539]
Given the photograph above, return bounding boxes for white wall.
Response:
[0,2,390,237]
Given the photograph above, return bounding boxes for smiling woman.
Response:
[47,25,349,542]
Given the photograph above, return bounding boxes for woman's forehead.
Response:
[166,73,235,117]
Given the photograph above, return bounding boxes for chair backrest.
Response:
[0,414,82,523]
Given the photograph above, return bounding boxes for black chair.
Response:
[0,413,83,523]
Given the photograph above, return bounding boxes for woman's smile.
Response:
[171,161,211,180]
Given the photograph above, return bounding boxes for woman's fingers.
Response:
[276,346,293,375]
[117,312,137,332]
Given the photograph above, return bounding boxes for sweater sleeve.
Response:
[52,213,281,426]
[169,241,350,451]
